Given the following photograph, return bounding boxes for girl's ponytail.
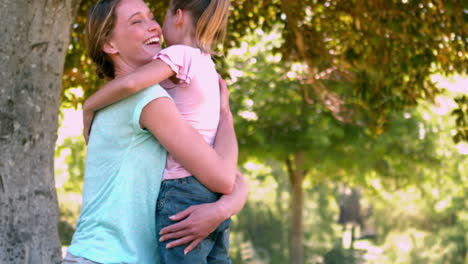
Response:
[170,0,230,55]
[195,0,230,54]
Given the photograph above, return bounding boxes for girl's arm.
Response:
[83,59,174,141]
[84,59,174,113]
[158,171,248,253]
[140,96,237,194]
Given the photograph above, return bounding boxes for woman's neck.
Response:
[113,58,138,78]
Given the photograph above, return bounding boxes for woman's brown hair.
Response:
[85,0,121,79]
[170,0,230,55]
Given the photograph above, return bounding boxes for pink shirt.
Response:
[154,45,220,180]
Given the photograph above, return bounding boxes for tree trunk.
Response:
[0,1,81,263]
[286,153,306,264]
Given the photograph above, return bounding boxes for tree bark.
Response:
[286,153,306,264]
[0,1,81,263]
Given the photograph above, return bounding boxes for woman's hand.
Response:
[158,170,248,254]
[218,75,234,133]
[82,108,95,144]
[159,202,228,254]
[218,75,230,113]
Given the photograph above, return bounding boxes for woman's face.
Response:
[106,0,162,71]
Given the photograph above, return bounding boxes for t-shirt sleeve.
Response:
[154,45,195,85]
[132,85,173,133]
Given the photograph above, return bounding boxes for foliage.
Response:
[452,95,468,143]
[63,0,103,106]
[363,101,468,263]
[64,0,468,140]
[227,0,467,137]
[55,133,86,246]
[223,26,465,262]
[229,161,341,264]
[228,28,357,170]
[58,208,78,246]
[226,27,446,185]
[323,243,362,264]
[55,136,86,193]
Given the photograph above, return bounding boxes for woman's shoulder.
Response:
[141,84,172,99]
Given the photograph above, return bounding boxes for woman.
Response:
[63,0,247,263]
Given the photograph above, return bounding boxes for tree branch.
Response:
[281,0,354,123]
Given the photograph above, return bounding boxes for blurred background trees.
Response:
[57,0,467,263]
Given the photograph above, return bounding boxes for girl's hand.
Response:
[82,109,95,144]
[159,202,228,254]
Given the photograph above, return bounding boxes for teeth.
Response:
[144,37,160,45]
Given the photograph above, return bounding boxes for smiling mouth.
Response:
[144,36,160,45]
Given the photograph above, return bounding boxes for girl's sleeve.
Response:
[154,45,196,85]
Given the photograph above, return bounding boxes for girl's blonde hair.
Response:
[170,0,230,55]
[85,0,121,79]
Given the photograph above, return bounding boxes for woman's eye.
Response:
[131,20,142,24]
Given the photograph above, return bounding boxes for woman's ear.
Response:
[102,39,118,55]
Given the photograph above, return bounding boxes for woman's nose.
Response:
[148,20,161,33]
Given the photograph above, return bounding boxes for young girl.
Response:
[83,0,235,262]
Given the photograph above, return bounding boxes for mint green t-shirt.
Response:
[68,85,171,264]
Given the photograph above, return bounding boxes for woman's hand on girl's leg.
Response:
[159,202,228,254]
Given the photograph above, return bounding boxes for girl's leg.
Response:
[207,219,232,264]
[155,177,221,264]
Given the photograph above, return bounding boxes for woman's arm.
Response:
[212,77,238,181]
[158,171,248,253]
[140,76,238,194]
[140,97,237,194]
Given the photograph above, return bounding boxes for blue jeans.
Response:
[156,176,231,264]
